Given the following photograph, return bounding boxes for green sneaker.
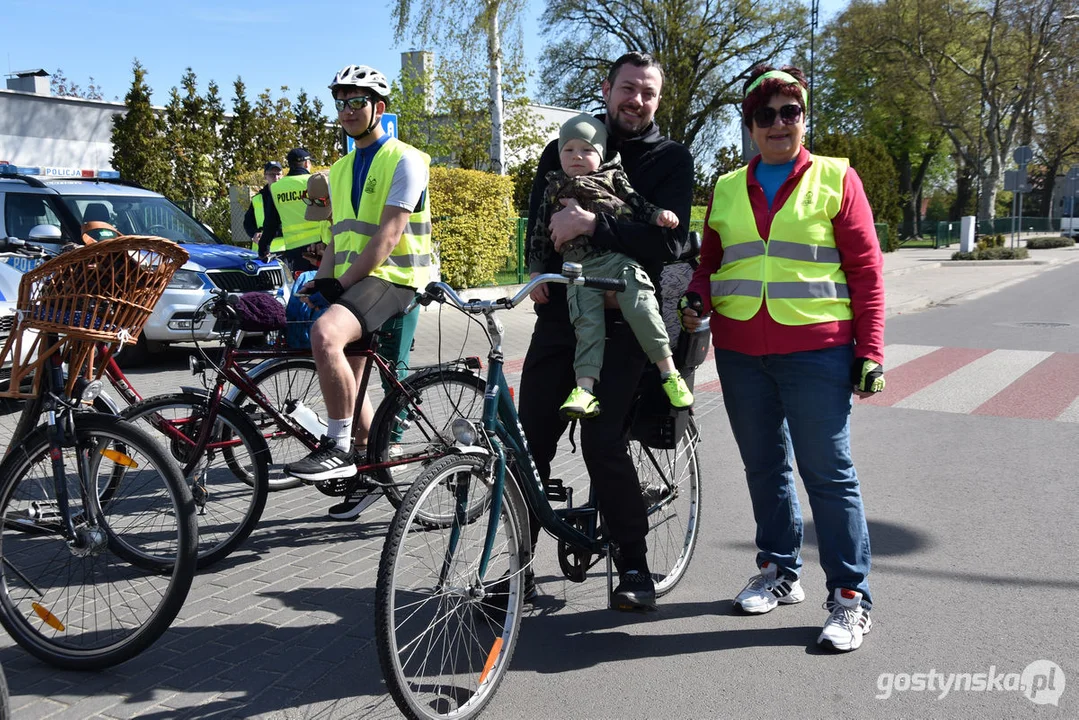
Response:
[661,370,694,409]
[560,386,600,419]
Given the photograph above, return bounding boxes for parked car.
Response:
[0,166,288,365]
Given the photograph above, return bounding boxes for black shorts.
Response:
[336,276,416,335]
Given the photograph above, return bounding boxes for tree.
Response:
[161,69,219,212]
[251,87,298,170]
[223,78,261,181]
[816,0,945,235]
[1032,15,1079,215]
[815,132,903,234]
[539,0,804,159]
[866,0,1079,219]
[293,89,338,165]
[694,144,742,204]
[51,68,104,100]
[111,59,169,192]
[390,44,551,171]
[392,0,531,175]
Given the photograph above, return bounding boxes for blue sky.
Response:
[4,0,846,109]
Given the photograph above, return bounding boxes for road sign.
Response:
[1013,145,1033,165]
[345,113,398,154]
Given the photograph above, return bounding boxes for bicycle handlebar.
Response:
[411,267,628,315]
[0,236,51,260]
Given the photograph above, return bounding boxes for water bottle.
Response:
[676,314,711,370]
[288,401,327,438]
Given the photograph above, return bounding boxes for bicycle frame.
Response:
[147,316,454,481]
[436,286,613,581]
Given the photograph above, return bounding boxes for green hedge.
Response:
[1026,236,1076,249]
[429,167,515,289]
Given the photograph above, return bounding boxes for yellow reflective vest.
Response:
[328,138,432,289]
[707,155,853,326]
[268,174,322,253]
[248,191,266,250]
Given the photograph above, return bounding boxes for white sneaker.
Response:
[733,561,805,614]
[817,588,872,652]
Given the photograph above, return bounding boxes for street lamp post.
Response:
[809,0,820,152]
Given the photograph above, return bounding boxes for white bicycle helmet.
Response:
[329,65,390,99]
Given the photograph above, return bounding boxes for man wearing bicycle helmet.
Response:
[520,52,695,611]
[283,64,431,522]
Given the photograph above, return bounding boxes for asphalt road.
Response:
[1,263,1077,719]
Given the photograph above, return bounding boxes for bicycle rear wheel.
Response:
[229,357,320,491]
[376,454,528,720]
[121,394,270,569]
[0,414,198,670]
[369,368,486,508]
[631,417,701,597]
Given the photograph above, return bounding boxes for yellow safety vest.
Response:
[248,191,266,250]
[328,137,433,289]
[268,174,322,253]
[707,155,853,326]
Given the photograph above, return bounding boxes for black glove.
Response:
[313,277,346,303]
[851,358,885,394]
[678,292,704,330]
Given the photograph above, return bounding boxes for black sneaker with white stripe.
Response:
[284,436,357,483]
[327,488,380,520]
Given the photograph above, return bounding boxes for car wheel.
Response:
[113,334,153,368]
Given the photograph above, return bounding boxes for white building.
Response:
[0,69,126,170]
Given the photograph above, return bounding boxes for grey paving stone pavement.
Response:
[1,239,1076,719]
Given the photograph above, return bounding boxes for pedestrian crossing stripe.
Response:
[506,344,1079,422]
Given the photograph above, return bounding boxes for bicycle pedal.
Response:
[542,477,570,503]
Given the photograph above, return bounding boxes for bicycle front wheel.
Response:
[376,454,528,720]
[631,417,701,597]
[122,394,270,569]
[0,414,198,670]
[369,368,486,508]
[230,357,320,491]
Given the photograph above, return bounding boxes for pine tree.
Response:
[223,78,262,180]
[312,98,343,165]
[251,88,297,168]
[162,68,221,212]
[292,89,323,163]
[110,59,169,191]
[204,80,226,193]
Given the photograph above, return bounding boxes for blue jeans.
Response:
[715,345,872,609]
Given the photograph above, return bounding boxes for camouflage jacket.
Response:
[528,155,666,271]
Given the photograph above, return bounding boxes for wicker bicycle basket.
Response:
[0,236,189,399]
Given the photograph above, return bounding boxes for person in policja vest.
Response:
[245,160,283,249]
[259,149,322,273]
[282,64,431,523]
[681,63,885,652]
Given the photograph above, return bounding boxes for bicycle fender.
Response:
[448,446,491,457]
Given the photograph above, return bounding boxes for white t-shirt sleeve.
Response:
[385,151,428,213]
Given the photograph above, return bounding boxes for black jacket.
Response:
[243,184,273,239]
[525,115,695,320]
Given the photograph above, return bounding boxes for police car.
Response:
[0,165,288,365]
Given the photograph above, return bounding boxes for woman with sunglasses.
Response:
[681,63,885,652]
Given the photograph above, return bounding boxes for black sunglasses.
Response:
[334,96,371,112]
[752,104,803,128]
[302,196,329,207]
